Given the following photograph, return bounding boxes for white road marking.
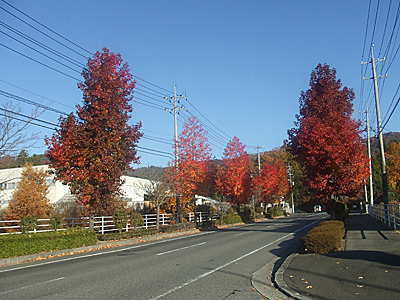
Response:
[0,277,64,295]
[156,242,206,256]
[149,219,321,300]
[234,231,254,236]
[0,231,215,273]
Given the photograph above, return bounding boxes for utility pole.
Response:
[165,85,187,222]
[365,104,374,206]
[252,142,263,217]
[287,163,295,214]
[362,44,389,220]
[252,141,264,173]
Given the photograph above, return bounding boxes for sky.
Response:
[1,0,400,168]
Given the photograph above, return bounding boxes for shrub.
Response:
[0,227,97,258]
[238,206,252,222]
[159,222,197,233]
[50,213,64,231]
[113,210,128,233]
[302,220,345,254]
[222,214,242,224]
[335,202,349,221]
[267,206,285,218]
[19,215,38,233]
[97,228,158,241]
[130,212,144,228]
[255,207,264,214]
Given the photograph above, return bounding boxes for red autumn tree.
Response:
[45,48,142,215]
[288,63,369,203]
[255,159,289,205]
[165,116,212,211]
[216,137,253,206]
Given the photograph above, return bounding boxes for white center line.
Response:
[0,277,64,295]
[149,219,321,300]
[156,242,206,256]
[234,231,254,236]
[0,231,215,274]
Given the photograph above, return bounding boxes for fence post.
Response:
[392,204,396,230]
[162,214,165,226]
[145,214,148,229]
[101,216,104,234]
[89,216,94,230]
[72,217,74,228]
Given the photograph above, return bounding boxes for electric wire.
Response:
[1,43,81,81]
[1,30,82,74]
[0,5,89,59]
[0,112,55,131]
[0,21,85,69]
[0,79,75,110]
[0,90,69,115]
[0,107,58,128]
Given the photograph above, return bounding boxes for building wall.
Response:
[0,165,150,209]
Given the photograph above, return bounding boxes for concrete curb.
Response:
[252,257,293,300]
[274,253,314,300]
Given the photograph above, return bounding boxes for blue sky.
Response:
[1,0,399,168]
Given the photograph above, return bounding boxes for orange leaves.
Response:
[166,117,212,210]
[255,159,289,204]
[3,163,51,220]
[216,137,252,205]
[288,64,369,201]
[386,141,400,192]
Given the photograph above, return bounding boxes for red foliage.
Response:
[165,117,212,210]
[45,48,142,215]
[288,64,369,202]
[216,137,252,206]
[255,159,289,204]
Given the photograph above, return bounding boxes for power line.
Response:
[0,21,85,69]
[0,89,69,115]
[0,79,75,110]
[1,43,81,81]
[0,111,55,131]
[1,30,82,74]
[0,107,58,128]
[0,5,89,59]
[1,0,92,56]
[185,97,232,141]
[136,146,174,159]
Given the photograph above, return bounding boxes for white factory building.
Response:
[0,165,151,209]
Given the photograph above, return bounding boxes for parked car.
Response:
[314,205,322,212]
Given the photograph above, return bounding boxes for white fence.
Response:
[0,212,209,235]
[368,204,400,230]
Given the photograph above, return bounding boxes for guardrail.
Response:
[0,212,209,235]
[368,204,400,230]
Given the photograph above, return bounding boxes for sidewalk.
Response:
[275,213,400,300]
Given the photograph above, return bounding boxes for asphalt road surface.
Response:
[0,213,326,300]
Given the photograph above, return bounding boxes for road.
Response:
[0,213,326,300]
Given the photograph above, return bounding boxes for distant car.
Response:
[314,205,322,212]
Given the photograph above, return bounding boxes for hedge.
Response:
[302,220,345,254]
[97,228,159,241]
[222,214,242,225]
[0,227,97,259]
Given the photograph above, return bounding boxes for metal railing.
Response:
[368,204,400,230]
[0,212,209,235]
